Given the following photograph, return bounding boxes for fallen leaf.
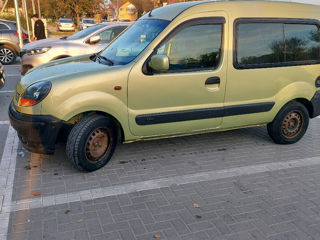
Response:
[64,210,70,214]
[195,215,202,219]
[76,219,83,223]
[24,165,31,170]
[154,234,161,239]
[193,203,200,208]
[32,192,41,197]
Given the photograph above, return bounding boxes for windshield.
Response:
[84,19,95,24]
[59,19,73,23]
[99,19,170,65]
[67,25,104,40]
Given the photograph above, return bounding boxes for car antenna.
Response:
[148,10,153,17]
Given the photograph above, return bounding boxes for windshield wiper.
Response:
[89,53,98,62]
[97,55,114,66]
[60,36,67,40]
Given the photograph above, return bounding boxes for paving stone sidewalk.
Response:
[7,161,320,240]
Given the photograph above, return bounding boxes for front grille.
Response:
[20,50,26,58]
[21,65,33,75]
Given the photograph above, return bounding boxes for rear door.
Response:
[224,19,320,128]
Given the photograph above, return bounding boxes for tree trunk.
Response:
[76,12,80,27]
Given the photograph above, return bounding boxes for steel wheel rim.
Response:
[85,127,110,163]
[281,110,303,139]
[0,48,13,63]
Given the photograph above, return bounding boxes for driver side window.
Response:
[154,23,223,72]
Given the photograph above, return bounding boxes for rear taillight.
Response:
[14,32,28,39]
[72,24,75,27]
[59,24,62,27]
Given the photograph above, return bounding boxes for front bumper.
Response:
[58,26,75,31]
[311,90,320,118]
[8,102,64,154]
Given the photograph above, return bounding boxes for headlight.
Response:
[28,47,51,55]
[18,81,52,107]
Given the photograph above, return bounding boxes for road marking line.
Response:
[3,64,20,67]
[0,127,18,239]
[5,74,20,77]
[0,121,9,125]
[7,156,320,212]
[0,91,14,93]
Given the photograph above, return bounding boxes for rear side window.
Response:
[0,23,9,30]
[235,20,320,69]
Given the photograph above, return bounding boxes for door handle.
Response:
[205,77,220,85]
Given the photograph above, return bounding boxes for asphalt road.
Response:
[1,61,320,240]
[0,64,20,121]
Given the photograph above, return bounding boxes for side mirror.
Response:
[148,55,169,72]
[89,35,101,44]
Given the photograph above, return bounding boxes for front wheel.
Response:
[66,115,117,171]
[267,101,309,144]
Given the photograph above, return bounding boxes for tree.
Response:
[56,0,105,26]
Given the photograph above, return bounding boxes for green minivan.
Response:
[9,1,320,171]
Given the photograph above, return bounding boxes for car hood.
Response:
[20,55,109,88]
[22,37,69,50]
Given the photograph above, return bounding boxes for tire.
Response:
[0,46,16,65]
[66,115,117,171]
[267,101,309,144]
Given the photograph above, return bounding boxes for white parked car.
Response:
[80,18,96,30]
[57,18,75,32]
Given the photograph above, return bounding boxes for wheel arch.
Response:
[50,55,71,61]
[0,42,19,54]
[60,111,125,143]
[293,98,314,118]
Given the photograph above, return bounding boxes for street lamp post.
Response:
[23,0,31,41]
[31,0,36,14]
[37,0,41,18]
[13,0,23,49]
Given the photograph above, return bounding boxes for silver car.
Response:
[20,22,130,75]
[0,19,29,64]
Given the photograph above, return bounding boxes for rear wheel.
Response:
[0,46,16,65]
[267,101,309,144]
[66,115,117,171]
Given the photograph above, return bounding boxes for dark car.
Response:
[0,19,29,64]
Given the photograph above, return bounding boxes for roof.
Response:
[140,1,201,21]
[140,1,320,21]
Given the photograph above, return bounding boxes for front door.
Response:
[128,12,228,137]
